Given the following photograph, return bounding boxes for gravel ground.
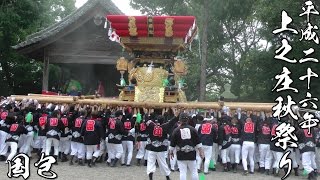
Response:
[0,155,306,180]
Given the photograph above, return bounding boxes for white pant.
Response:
[18,134,25,149]
[6,142,18,161]
[170,148,177,170]
[221,146,230,164]
[121,141,133,165]
[45,138,59,156]
[258,144,272,169]
[19,132,34,156]
[106,141,112,163]
[136,141,148,160]
[59,137,71,155]
[254,144,259,164]
[211,143,219,164]
[242,141,255,172]
[99,140,106,157]
[295,149,303,169]
[86,145,100,160]
[302,151,317,174]
[230,144,241,164]
[287,148,298,168]
[33,136,46,152]
[316,147,320,169]
[272,151,283,169]
[0,131,8,155]
[177,160,198,180]
[108,143,123,160]
[196,145,212,173]
[70,142,86,159]
[147,151,171,176]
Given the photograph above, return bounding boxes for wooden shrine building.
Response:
[13,0,126,97]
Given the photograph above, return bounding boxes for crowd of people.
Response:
[0,97,319,180]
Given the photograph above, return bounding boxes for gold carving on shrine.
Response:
[129,67,168,87]
[165,18,174,37]
[134,86,164,103]
[128,16,138,36]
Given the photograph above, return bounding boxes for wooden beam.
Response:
[42,49,49,91]
[49,55,119,64]
[48,50,113,57]
[11,95,274,111]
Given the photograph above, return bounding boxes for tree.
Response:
[0,0,76,95]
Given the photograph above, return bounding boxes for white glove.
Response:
[105,137,109,142]
[219,146,222,150]
[129,128,135,134]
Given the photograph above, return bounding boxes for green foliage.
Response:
[0,0,76,95]
[130,0,320,103]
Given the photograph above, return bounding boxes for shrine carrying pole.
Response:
[10,95,274,112]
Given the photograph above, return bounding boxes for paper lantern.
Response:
[116,57,128,71]
[174,59,187,74]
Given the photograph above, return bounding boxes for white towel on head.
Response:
[61,106,65,113]
[47,103,53,109]
[204,117,213,121]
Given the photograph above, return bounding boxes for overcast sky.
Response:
[75,0,142,15]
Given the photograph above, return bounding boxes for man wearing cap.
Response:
[241,117,257,175]
[146,108,179,180]
[135,113,149,166]
[45,110,65,164]
[107,109,129,167]
[121,113,136,166]
[218,111,232,172]
[197,116,216,174]
[170,112,204,180]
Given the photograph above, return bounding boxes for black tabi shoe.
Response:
[166,176,171,180]
[121,163,126,166]
[69,155,74,165]
[0,155,5,161]
[274,169,280,177]
[272,168,276,175]
[223,163,228,172]
[148,173,153,180]
[249,171,254,174]
[308,171,317,180]
[265,169,270,175]
[79,159,85,166]
[126,164,131,167]
[58,152,62,160]
[227,162,231,171]
[61,153,68,162]
[144,160,147,166]
[314,170,318,177]
[87,159,92,168]
[137,159,141,166]
[232,164,237,173]
[111,158,119,167]
[243,171,248,176]
[92,157,96,166]
[104,153,109,162]
[53,155,58,165]
[294,168,299,176]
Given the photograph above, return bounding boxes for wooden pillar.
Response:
[42,49,49,91]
